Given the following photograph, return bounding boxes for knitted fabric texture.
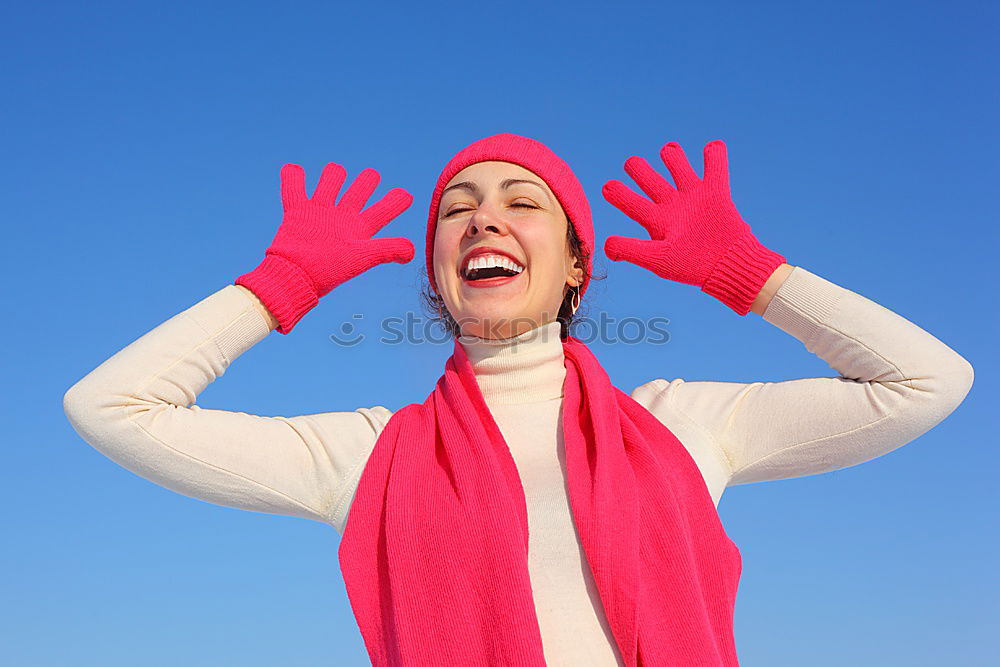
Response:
[602,141,786,315]
[236,164,414,334]
[337,336,743,666]
[424,133,595,297]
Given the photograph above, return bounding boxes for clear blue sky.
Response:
[4,1,996,664]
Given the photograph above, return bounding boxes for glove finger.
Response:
[311,162,348,206]
[280,164,308,210]
[659,142,701,190]
[606,236,683,281]
[602,180,660,236]
[361,237,416,268]
[339,168,381,213]
[623,156,675,203]
[361,188,414,237]
[604,236,657,265]
[702,140,731,193]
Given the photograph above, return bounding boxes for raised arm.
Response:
[63,284,391,530]
[632,265,974,486]
[63,162,414,532]
[603,139,973,491]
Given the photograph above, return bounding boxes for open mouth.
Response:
[461,253,525,283]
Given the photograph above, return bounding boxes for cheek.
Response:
[433,227,461,273]
[521,227,568,278]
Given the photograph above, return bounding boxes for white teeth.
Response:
[463,253,525,276]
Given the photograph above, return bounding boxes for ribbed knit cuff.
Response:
[760,267,844,349]
[210,286,274,359]
[234,254,319,335]
[701,234,787,316]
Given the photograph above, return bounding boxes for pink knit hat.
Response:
[425,133,594,297]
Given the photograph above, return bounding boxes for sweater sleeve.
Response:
[62,284,392,532]
[631,266,975,488]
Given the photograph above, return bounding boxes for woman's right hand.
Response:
[236,163,415,334]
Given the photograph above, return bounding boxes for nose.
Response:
[465,203,510,238]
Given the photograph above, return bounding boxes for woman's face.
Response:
[433,160,584,339]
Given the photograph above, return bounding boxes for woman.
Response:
[63,134,974,666]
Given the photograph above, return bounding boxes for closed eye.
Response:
[444,203,538,217]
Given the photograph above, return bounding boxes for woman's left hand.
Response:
[602,140,786,315]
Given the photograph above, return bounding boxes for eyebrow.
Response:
[442,178,551,202]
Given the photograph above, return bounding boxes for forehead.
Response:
[444,160,550,193]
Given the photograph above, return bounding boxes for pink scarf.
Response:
[338,335,743,666]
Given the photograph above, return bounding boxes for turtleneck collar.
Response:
[457,320,566,406]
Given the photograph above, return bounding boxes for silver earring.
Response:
[570,286,581,315]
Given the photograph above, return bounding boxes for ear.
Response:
[564,231,585,287]
[566,261,585,287]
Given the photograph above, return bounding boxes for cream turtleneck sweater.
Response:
[62,266,974,666]
[458,320,625,664]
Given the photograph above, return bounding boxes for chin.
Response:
[455,307,533,339]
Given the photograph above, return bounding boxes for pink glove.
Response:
[602,140,786,316]
[236,163,415,334]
